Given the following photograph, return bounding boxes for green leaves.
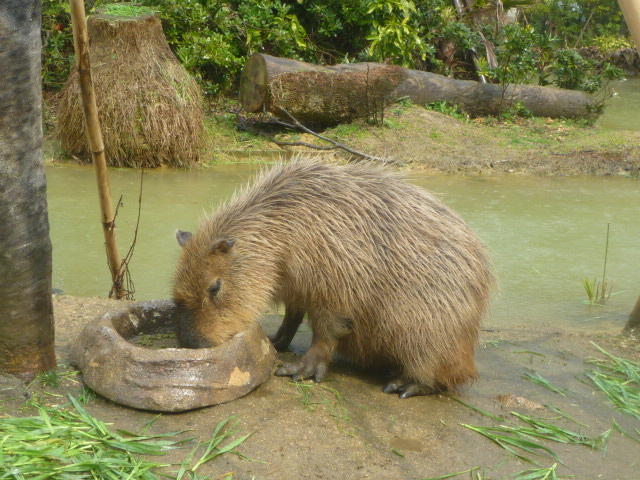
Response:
[0,394,251,480]
[41,0,628,95]
[587,342,640,421]
[512,463,570,480]
[461,409,610,464]
[522,371,568,397]
[0,394,179,479]
[364,0,426,66]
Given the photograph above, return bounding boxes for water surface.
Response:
[47,164,640,332]
[597,77,640,131]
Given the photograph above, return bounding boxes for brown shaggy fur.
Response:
[173,158,494,391]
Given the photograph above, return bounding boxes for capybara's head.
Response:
[172,229,243,348]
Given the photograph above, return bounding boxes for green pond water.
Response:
[597,78,640,131]
[46,164,640,332]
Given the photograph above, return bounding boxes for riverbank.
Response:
[43,87,640,176]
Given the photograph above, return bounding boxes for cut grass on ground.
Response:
[587,341,640,421]
[0,394,179,479]
[0,394,249,480]
[461,410,610,464]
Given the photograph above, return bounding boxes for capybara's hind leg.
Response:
[275,313,353,382]
[268,305,304,351]
[383,378,445,399]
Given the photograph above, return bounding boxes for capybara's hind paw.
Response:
[383,379,442,399]
[275,355,328,382]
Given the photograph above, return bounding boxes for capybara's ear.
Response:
[176,230,193,247]
[211,238,235,254]
[208,279,222,299]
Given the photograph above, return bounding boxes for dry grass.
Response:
[312,104,640,175]
[58,12,204,168]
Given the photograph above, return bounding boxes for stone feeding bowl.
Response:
[71,300,276,412]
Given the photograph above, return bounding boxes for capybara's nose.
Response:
[179,335,213,349]
[174,305,213,349]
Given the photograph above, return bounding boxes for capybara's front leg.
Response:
[275,313,352,382]
[268,305,304,351]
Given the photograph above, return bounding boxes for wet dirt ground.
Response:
[2,295,640,480]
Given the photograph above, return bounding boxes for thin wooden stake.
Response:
[69,0,125,299]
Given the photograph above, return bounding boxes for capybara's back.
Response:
[173,158,494,396]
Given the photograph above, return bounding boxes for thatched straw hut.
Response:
[58,9,204,167]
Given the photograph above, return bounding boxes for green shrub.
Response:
[42,0,74,90]
[528,0,626,47]
[40,0,629,96]
[551,49,623,93]
[591,34,633,52]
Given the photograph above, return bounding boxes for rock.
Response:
[496,394,544,411]
[71,300,276,412]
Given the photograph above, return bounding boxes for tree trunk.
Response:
[393,69,597,118]
[617,0,640,51]
[0,0,56,379]
[240,54,599,124]
[625,295,640,334]
[240,54,407,125]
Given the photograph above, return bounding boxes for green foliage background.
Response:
[42,0,629,95]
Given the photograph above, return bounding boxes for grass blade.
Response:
[587,342,640,420]
[450,397,504,422]
[0,394,179,480]
[420,466,480,480]
[523,371,567,397]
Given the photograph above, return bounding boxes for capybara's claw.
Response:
[275,357,328,382]
[382,379,402,394]
[275,362,300,377]
[383,380,439,398]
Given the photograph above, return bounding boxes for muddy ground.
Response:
[2,295,639,480]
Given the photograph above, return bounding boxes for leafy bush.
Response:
[483,24,540,87]
[591,34,633,52]
[364,0,428,67]
[528,0,627,47]
[40,0,628,96]
[42,0,74,90]
[551,49,623,93]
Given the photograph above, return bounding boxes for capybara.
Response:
[173,158,494,397]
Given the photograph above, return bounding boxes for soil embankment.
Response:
[43,92,640,176]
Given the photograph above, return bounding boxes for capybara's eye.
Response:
[211,238,235,254]
[207,279,222,299]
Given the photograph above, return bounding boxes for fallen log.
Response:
[240,54,407,125]
[240,53,600,123]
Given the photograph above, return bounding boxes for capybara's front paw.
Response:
[275,353,329,382]
[382,379,443,399]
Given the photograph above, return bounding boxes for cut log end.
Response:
[240,53,269,112]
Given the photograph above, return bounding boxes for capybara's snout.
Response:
[174,304,213,349]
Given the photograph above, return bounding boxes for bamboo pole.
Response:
[617,0,640,50]
[617,0,640,335]
[69,0,125,299]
